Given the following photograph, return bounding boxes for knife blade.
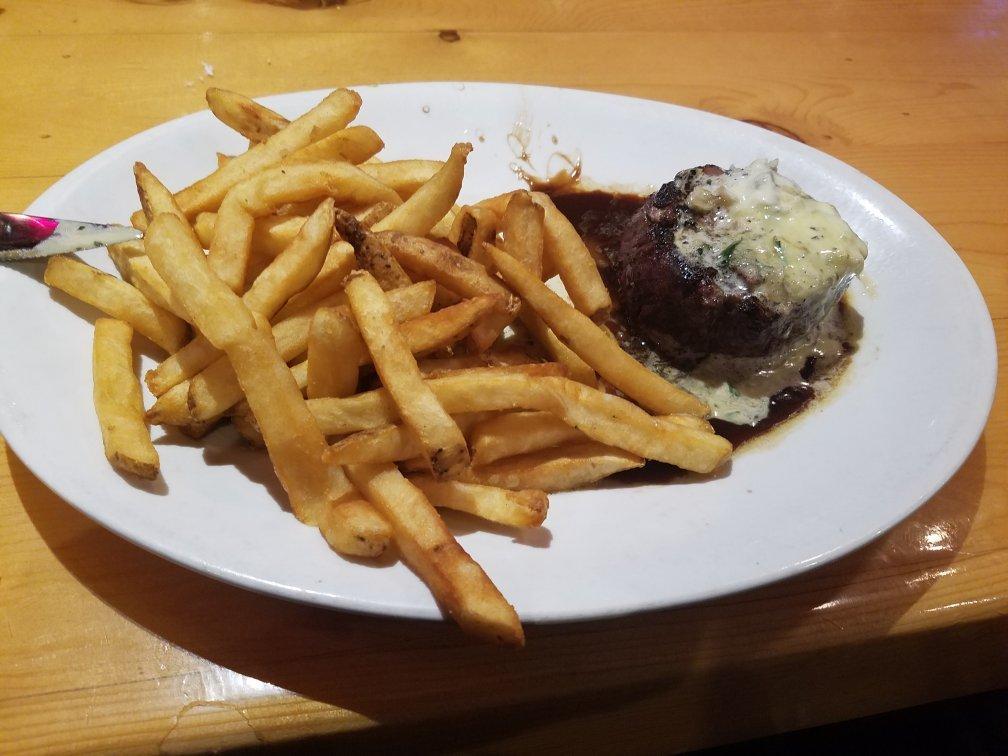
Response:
[0,212,143,262]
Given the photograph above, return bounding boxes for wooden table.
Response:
[2,1,1005,752]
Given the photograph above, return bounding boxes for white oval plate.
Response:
[1,83,996,622]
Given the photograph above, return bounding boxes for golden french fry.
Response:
[135,162,187,223]
[318,498,393,557]
[428,205,460,240]
[107,239,146,283]
[144,200,335,396]
[359,159,444,200]
[517,308,596,386]
[195,213,309,259]
[530,192,611,316]
[176,88,362,217]
[284,125,384,166]
[470,410,584,466]
[92,318,159,479]
[500,191,544,279]
[144,213,357,523]
[273,241,356,320]
[178,283,438,422]
[372,143,471,236]
[344,271,469,478]
[129,256,190,321]
[345,462,523,646]
[355,201,397,229]
[309,372,731,473]
[417,349,536,375]
[44,256,189,353]
[205,87,289,143]
[210,161,401,292]
[230,400,265,447]
[449,205,499,267]
[330,424,418,465]
[460,441,643,491]
[333,208,412,290]
[307,306,362,399]
[380,231,521,351]
[409,477,548,528]
[486,243,708,417]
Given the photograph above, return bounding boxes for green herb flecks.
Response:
[719,239,741,267]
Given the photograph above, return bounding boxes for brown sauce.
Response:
[544,189,848,473]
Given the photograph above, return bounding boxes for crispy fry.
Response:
[176,283,439,422]
[517,309,596,386]
[330,424,418,465]
[175,88,362,217]
[486,243,708,416]
[144,213,357,523]
[460,441,643,491]
[129,256,190,321]
[44,256,189,353]
[470,410,584,466]
[135,163,186,223]
[417,349,536,375]
[284,125,384,166]
[309,372,731,473]
[530,192,611,316]
[449,205,498,267]
[307,306,362,399]
[230,400,265,447]
[205,87,289,143]
[144,200,335,396]
[92,318,159,479]
[355,201,396,229]
[195,213,306,259]
[210,161,400,292]
[107,238,146,283]
[273,241,356,320]
[345,271,469,478]
[428,205,460,240]
[500,191,544,279]
[380,232,521,350]
[319,499,392,557]
[372,144,471,236]
[359,159,444,200]
[409,477,548,528]
[333,208,412,290]
[345,462,523,646]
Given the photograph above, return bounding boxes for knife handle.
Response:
[0,213,59,251]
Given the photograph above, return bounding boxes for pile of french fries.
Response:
[43,88,732,646]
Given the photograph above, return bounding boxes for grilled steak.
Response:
[612,160,867,362]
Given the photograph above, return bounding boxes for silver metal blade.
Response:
[0,215,142,262]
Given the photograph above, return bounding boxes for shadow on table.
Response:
[10,437,988,747]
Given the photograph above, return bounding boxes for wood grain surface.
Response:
[1,1,1006,753]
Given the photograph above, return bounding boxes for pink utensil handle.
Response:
[0,213,60,251]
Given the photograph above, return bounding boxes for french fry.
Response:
[210,160,400,292]
[417,349,536,375]
[372,143,471,236]
[530,192,611,316]
[517,309,596,386]
[144,213,358,523]
[309,372,731,473]
[449,205,498,267]
[333,208,412,290]
[195,213,306,259]
[175,88,363,217]
[460,441,643,492]
[380,232,521,351]
[92,318,159,479]
[44,256,189,353]
[330,424,418,465]
[356,201,396,229]
[284,125,384,166]
[470,411,584,466]
[486,243,708,417]
[344,271,470,478]
[428,205,460,240]
[230,400,265,447]
[107,238,146,283]
[135,162,187,224]
[205,87,289,143]
[500,191,544,279]
[319,499,392,557]
[345,462,523,646]
[144,200,336,396]
[360,159,444,200]
[177,283,440,422]
[307,306,362,399]
[129,256,190,321]
[409,477,548,528]
[273,241,356,320]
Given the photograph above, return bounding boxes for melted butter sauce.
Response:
[546,189,862,453]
